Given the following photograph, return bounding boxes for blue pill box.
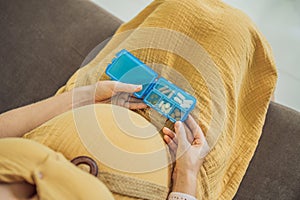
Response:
[105,49,196,122]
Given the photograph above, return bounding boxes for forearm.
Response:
[0,86,93,138]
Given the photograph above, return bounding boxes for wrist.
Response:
[172,169,198,197]
[175,167,199,178]
[69,85,95,109]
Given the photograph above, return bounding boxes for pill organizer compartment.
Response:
[144,90,162,106]
[169,106,184,122]
[144,77,196,122]
[172,88,195,111]
[151,77,195,122]
[106,49,196,122]
[155,97,174,117]
[154,78,176,99]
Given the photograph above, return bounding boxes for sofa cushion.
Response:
[0,0,122,113]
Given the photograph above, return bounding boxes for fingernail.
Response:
[175,121,181,128]
[134,85,143,92]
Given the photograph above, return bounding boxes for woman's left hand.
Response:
[162,116,210,196]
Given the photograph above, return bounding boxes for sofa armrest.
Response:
[234,102,300,199]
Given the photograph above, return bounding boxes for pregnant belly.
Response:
[23,104,171,199]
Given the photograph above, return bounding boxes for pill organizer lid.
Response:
[106,49,158,98]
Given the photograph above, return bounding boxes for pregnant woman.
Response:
[0,0,277,199]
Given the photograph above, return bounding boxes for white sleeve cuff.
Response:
[168,192,197,200]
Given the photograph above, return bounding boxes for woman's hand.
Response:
[95,81,147,110]
[73,81,147,110]
[94,81,142,102]
[162,116,210,197]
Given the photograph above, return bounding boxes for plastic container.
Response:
[106,49,196,122]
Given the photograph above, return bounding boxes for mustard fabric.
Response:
[0,138,114,200]
[24,104,171,200]
[53,0,277,199]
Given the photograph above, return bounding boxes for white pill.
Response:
[177,92,185,100]
[158,101,164,108]
[183,100,193,105]
[174,97,183,104]
[165,107,171,114]
[181,103,191,109]
[159,86,168,92]
[165,103,170,109]
[167,91,174,98]
[174,109,181,117]
[161,89,171,94]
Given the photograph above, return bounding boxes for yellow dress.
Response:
[0,138,114,199]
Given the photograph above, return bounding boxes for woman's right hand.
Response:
[162,116,210,197]
[71,81,147,110]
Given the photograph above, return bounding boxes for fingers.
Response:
[163,127,178,145]
[174,121,189,151]
[102,81,147,109]
[185,116,211,158]
[183,123,194,144]
[163,120,210,164]
[127,96,145,103]
[110,93,147,109]
[185,115,204,140]
[113,81,143,93]
[124,102,148,110]
[162,131,177,163]
[163,135,177,153]
[163,122,194,145]
[95,81,142,102]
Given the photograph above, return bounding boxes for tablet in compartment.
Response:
[172,90,195,111]
[155,78,176,99]
[156,97,174,117]
[144,90,161,106]
[169,106,185,122]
